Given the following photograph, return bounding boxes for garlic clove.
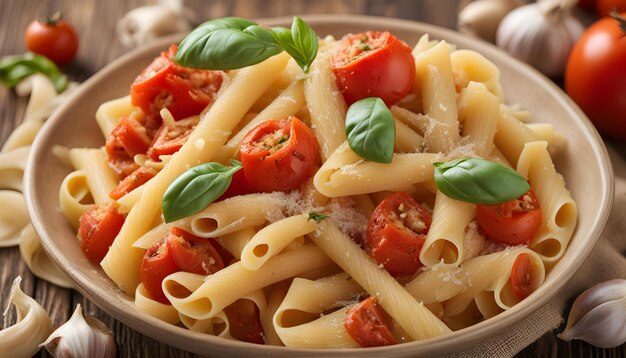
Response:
[0,276,54,357]
[558,279,626,348]
[496,1,584,78]
[41,304,116,358]
[458,0,524,43]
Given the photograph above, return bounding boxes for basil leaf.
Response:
[308,212,328,223]
[433,158,530,205]
[345,97,395,163]
[271,16,318,73]
[162,160,242,223]
[0,52,67,93]
[174,17,283,70]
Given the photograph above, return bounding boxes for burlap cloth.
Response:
[448,144,626,357]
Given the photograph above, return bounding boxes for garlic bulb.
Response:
[41,304,116,358]
[558,279,626,348]
[458,0,524,43]
[117,0,195,48]
[496,0,584,78]
[0,276,54,357]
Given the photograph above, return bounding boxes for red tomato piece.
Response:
[146,117,199,161]
[110,116,152,157]
[223,299,265,344]
[216,169,253,202]
[366,192,432,277]
[345,296,397,347]
[77,204,125,264]
[130,45,223,120]
[166,228,225,275]
[331,31,415,106]
[565,13,626,140]
[510,253,535,300]
[24,16,79,65]
[597,0,626,16]
[140,239,179,304]
[104,135,139,179]
[240,116,321,192]
[109,166,157,200]
[476,189,542,246]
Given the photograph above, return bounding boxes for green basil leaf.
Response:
[271,16,318,73]
[0,52,67,93]
[345,97,395,163]
[162,160,242,223]
[433,158,530,205]
[308,212,328,223]
[174,17,283,70]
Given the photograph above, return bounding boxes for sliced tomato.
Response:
[77,204,125,263]
[476,189,542,245]
[131,44,223,121]
[146,117,199,161]
[216,169,253,202]
[345,296,396,347]
[240,116,321,192]
[109,166,156,200]
[140,239,179,304]
[223,299,265,344]
[110,116,152,157]
[166,227,225,275]
[366,192,431,277]
[510,253,535,300]
[331,31,415,106]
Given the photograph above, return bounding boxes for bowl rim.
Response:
[24,14,614,357]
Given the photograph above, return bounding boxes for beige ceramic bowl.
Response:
[25,15,613,357]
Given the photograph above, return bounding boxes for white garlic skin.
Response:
[458,0,524,43]
[496,2,584,78]
[41,304,116,358]
[559,279,626,348]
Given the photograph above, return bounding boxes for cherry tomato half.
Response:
[366,192,432,277]
[240,116,321,192]
[223,299,265,344]
[509,253,536,300]
[130,45,223,121]
[140,227,226,304]
[25,15,79,65]
[77,204,125,263]
[344,297,397,347]
[147,117,199,161]
[331,31,415,106]
[476,189,542,246]
[565,13,626,140]
[109,166,156,200]
[597,0,626,16]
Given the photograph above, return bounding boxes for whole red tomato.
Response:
[597,0,626,16]
[24,15,79,65]
[565,13,626,140]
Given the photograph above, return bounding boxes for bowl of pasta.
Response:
[25,14,613,357]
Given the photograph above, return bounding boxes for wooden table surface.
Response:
[1,0,624,357]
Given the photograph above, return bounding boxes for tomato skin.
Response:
[131,45,223,120]
[565,14,626,140]
[146,117,199,161]
[345,297,397,347]
[141,239,179,304]
[77,204,125,263]
[109,166,156,200]
[216,169,253,202]
[25,19,79,65]
[597,0,626,16]
[331,31,415,106]
[240,116,321,192]
[366,192,431,277]
[510,253,535,300]
[110,116,152,157]
[476,189,542,246]
[166,228,225,275]
[223,299,265,344]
